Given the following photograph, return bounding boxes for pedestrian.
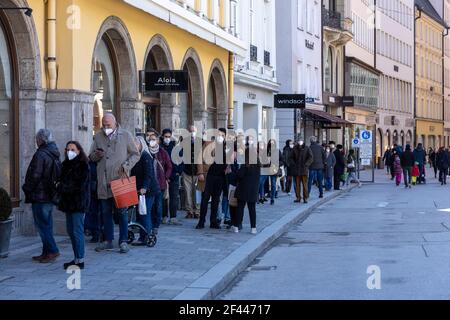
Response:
[218,131,237,227]
[389,147,396,180]
[225,150,240,230]
[89,113,140,254]
[430,149,438,178]
[57,141,90,270]
[282,140,295,196]
[324,144,336,192]
[413,143,427,184]
[392,151,402,186]
[22,129,61,263]
[84,160,102,243]
[333,145,345,190]
[382,147,392,175]
[147,129,172,235]
[161,129,183,226]
[437,147,449,185]
[232,147,260,234]
[182,125,200,219]
[196,129,228,229]
[345,149,362,188]
[401,144,414,188]
[308,136,326,199]
[130,136,160,245]
[291,140,313,203]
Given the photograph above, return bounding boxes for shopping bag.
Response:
[110,176,139,209]
[138,195,147,216]
[228,185,238,207]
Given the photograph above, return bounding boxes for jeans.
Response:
[308,169,324,196]
[259,175,277,200]
[324,177,333,191]
[100,198,128,244]
[163,178,180,219]
[151,192,164,230]
[403,167,412,186]
[66,213,85,260]
[218,181,230,222]
[32,203,59,255]
[199,175,224,226]
[346,171,360,186]
[138,195,155,240]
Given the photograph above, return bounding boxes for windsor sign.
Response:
[144,70,189,93]
[274,94,306,109]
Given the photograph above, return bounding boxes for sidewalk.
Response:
[0,183,356,300]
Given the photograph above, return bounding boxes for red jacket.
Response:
[412,165,420,177]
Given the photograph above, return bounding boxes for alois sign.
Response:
[143,70,189,93]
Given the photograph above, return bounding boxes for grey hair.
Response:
[310,136,317,144]
[135,136,149,155]
[36,129,54,145]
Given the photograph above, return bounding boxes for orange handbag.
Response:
[110,176,139,209]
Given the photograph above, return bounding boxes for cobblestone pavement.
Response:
[0,182,347,300]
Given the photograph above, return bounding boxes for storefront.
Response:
[416,120,444,150]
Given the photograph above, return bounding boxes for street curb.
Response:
[173,185,358,300]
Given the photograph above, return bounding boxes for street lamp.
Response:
[0,7,33,17]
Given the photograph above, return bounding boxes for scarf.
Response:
[149,143,160,155]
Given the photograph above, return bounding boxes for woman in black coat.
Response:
[233,148,261,234]
[58,141,90,270]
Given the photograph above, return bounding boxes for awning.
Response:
[302,109,351,128]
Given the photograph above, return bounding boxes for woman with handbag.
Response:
[131,136,160,246]
[57,141,90,270]
[147,130,172,235]
[345,149,362,188]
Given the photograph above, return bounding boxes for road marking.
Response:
[377,202,389,208]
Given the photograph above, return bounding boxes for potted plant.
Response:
[0,188,13,258]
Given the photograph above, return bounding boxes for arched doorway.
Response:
[0,9,18,201]
[406,131,412,146]
[91,17,139,134]
[143,35,175,132]
[207,60,227,130]
[180,48,205,131]
[393,130,399,145]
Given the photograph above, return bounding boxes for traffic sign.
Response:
[361,130,372,141]
[352,138,360,148]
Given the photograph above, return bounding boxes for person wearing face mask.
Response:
[291,139,313,203]
[333,145,346,190]
[282,140,295,196]
[57,141,90,270]
[324,144,336,192]
[161,128,184,225]
[147,129,173,235]
[182,125,200,219]
[89,113,140,254]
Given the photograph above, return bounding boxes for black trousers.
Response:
[199,175,224,226]
[285,176,293,193]
[230,205,239,227]
[440,169,448,184]
[236,200,256,229]
[333,172,342,190]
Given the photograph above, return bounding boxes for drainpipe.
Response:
[443,27,449,142]
[228,52,234,129]
[47,0,57,89]
[414,6,422,147]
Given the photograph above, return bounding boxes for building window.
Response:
[324,47,333,93]
[250,44,258,62]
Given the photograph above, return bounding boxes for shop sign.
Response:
[274,94,306,109]
[143,70,189,93]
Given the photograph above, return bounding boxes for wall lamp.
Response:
[0,7,33,17]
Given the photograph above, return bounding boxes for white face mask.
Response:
[326,149,331,153]
[290,144,294,149]
[299,141,304,146]
[67,151,78,161]
[330,145,335,149]
[164,138,171,145]
[248,140,254,146]
[216,136,225,144]
[149,140,158,147]
[191,132,197,138]
[104,128,113,136]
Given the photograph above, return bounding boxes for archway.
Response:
[377,128,383,167]
[385,130,391,151]
[206,59,227,130]
[180,48,205,131]
[91,16,139,134]
[143,34,176,132]
[406,130,412,146]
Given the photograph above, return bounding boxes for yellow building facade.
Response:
[0,0,244,234]
[415,7,445,149]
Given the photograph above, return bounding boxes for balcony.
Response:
[322,8,343,30]
[322,8,353,46]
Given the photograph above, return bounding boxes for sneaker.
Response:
[39,253,60,264]
[288,192,292,196]
[95,241,114,252]
[231,226,239,233]
[162,217,168,224]
[251,228,257,235]
[319,194,324,199]
[294,199,301,203]
[169,218,183,226]
[119,242,130,254]
[358,183,363,188]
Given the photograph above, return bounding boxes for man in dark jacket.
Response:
[161,129,184,225]
[282,140,295,195]
[333,145,345,190]
[401,144,414,188]
[291,141,313,203]
[413,143,427,184]
[437,147,450,185]
[182,125,200,219]
[22,129,61,263]
[308,136,326,198]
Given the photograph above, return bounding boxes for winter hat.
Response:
[162,128,172,136]
[405,144,411,151]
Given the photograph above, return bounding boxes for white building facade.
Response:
[276,0,324,144]
[232,0,279,138]
[376,0,415,158]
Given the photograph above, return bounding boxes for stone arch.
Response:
[406,130,413,146]
[91,16,139,132]
[180,48,205,130]
[143,34,174,70]
[207,59,228,129]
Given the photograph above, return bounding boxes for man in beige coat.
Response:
[89,113,140,254]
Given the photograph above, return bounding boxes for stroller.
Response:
[127,205,157,247]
